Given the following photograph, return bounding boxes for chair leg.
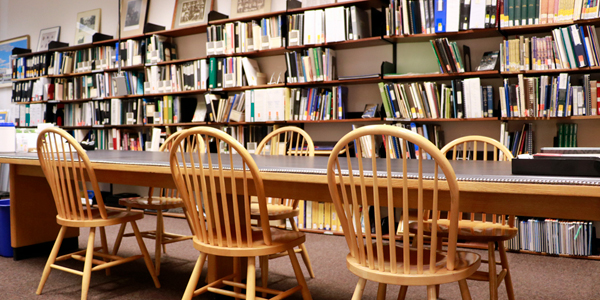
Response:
[182,253,207,300]
[233,257,241,300]
[458,279,473,300]
[488,242,498,300]
[290,218,315,278]
[397,286,408,300]
[260,256,269,298]
[112,207,130,256]
[498,242,515,300]
[377,283,387,300]
[130,221,161,288]
[99,226,111,276]
[352,278,367,300]
[427,285,437,300]
[36,226,67,295]
[246,256,256,300]
[288,249,312,300]
[155,210,163,276]
[81,227,96,300]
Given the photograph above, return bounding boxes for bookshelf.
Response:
[6,0,600,260]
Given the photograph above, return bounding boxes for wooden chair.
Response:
[112,130,204,276]
[35,128,160,300]
[326,125,481,300]
[169,126,312,300]
[253,126,316,291]
[416,135,517,300]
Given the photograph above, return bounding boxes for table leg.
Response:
[10,165,78,260]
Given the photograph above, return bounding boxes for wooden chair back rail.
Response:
[327,125,461,273]
[170,127,271,248]
[256,126,315,157]
[440,135,515,228]
[37,129,106,221]
[255,126,315,210]
[148,131,205,202]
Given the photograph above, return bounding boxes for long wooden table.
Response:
[2,150,600,264]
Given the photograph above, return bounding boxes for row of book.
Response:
[206,16,284,55]
[243,86,348,122]
[145,59,208,94]
[499,122,534,157]
[378,123,444,159]
[377,79,494,120]
[70,45,118,73]
[294,200,342,232]
[500,0,600,28]
[288,5,372,46]
[500,25,600,72]
[557,123,578,147]
[284,47,336,83]
[385,0,497,36]
[145,35,177,64]
[498,73,600,118]
[506,217,595,256]
[11,54,50,79]
[430,38,467,74]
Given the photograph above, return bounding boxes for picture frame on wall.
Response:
[0,35,29,87]
[75,8,101,45]
[36,26,61,51]
[172,0,213,29]
[121,0,150,37]
[230,0,272,19]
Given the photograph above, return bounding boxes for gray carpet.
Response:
[1,214,599,300]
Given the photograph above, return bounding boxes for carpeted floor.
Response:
[1,214,599,300]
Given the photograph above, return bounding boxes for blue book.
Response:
[579,26,591,67]
[503,79,511,118]
[384,84,398,118]
[409,122,419,155]
[421,124,431,159]
[434,0,447,33]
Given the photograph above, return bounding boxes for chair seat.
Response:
[193,227,305,257]
[57,209,144,227]
[346,243,480,286]
[409,219,519,242]
[119,196,186,210]
[250,203,299,220]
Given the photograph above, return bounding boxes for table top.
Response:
[2,150,600,187]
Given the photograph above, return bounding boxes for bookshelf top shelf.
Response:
[287,0,381,13]
[150,24,208,37]
[209,10,287,25]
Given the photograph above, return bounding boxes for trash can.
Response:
[0,199,12,257]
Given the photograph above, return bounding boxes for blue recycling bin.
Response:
[0,199,12,257]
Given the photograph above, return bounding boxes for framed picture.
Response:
[75,8,101,45]
[172,0,213,29]
[230,0,272,19]
[0,35,29,87]
[121,0,150,37]
[37,26,61,52]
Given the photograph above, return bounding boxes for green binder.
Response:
[208,57,217,89]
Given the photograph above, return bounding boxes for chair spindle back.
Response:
[37,128,106,221]
[170,127,272,248]
[440,135,515,227]
[327,125,461,273]
[255,126,314,209]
